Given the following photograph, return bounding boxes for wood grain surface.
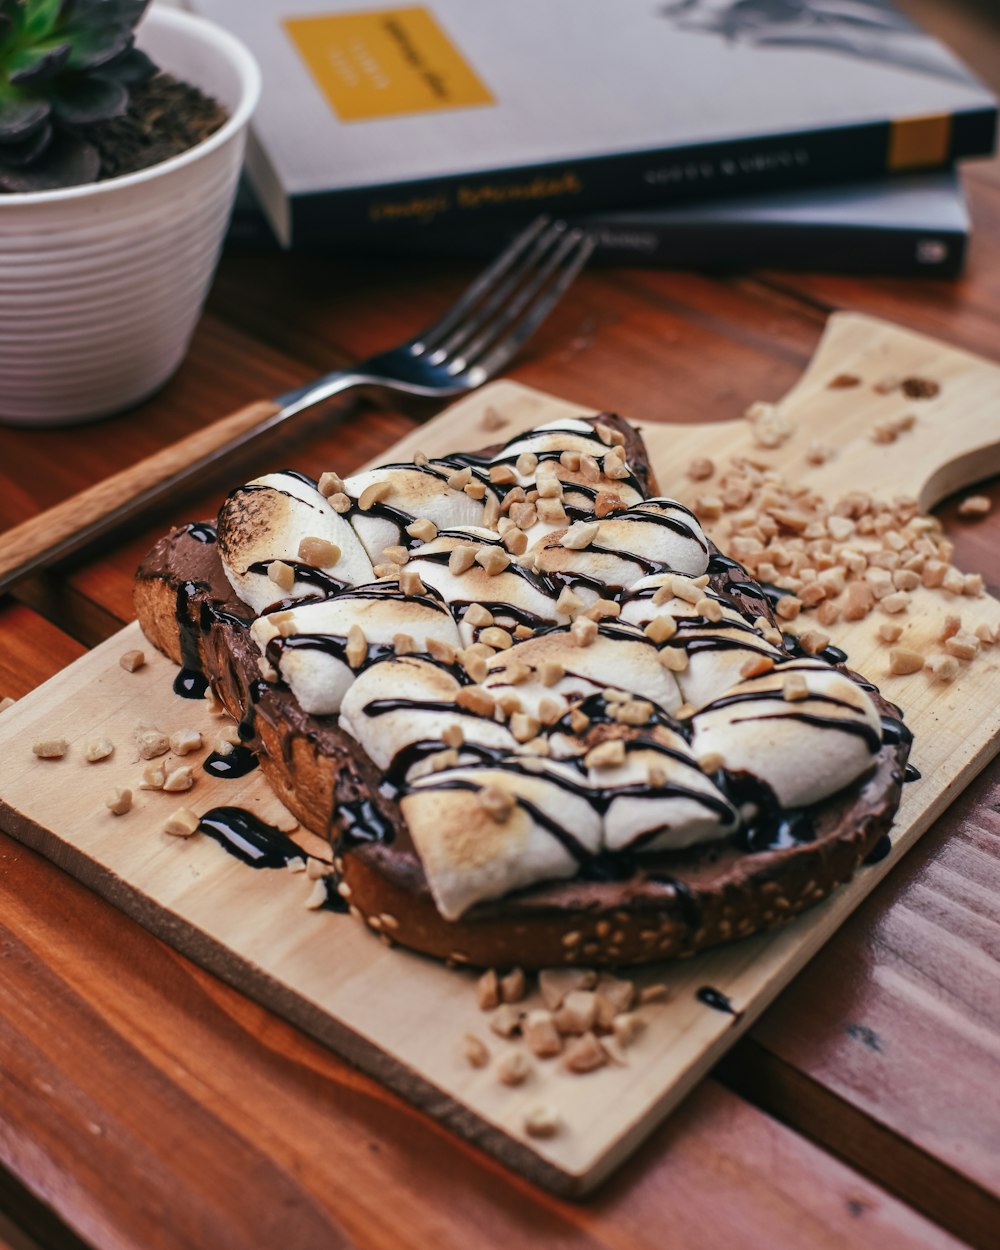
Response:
[0,0,998,1243]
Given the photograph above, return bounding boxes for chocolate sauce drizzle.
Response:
[181,521,217,544]
[203,745,259,779]
[197,806,305,868]
[247,560,348,598]
[696,986,740,1015]
[863,835,893,865]
[173,668,209,699]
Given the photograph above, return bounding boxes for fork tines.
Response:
[411,216,595,381]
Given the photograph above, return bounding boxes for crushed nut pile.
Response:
[462,964,671,1135]
[679,404,997,681]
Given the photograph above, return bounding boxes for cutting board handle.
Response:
[774,313,1000,510]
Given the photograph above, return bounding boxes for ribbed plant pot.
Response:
[0,7,260,426]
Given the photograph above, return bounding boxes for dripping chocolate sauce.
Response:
[197,806,304,868]
[195,806,347,910]
[181,521,217,544]
[696,986,740,1015]
[173,668,209,699]
[863,835,893,865]
[204,745,259,779]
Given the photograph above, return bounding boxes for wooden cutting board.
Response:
[1,312,999,1196]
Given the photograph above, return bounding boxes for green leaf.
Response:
[0,3,26,45]
[100,44,154,85]
[8,41,72,85]
[62,25,132,71]
[0,117,51,165]
[49,71,126,124]
[0,89,50,141]
[22,0,66,42]
[0,129,99,190]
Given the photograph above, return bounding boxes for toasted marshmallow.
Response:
[594,736,738,852]
[482,625,682,718]
[406,528,564,645]
[621,574,782,706]
[250,586,461,716]
[691,660,883,808]
[592,501,709,576]
[401,760,601,919]
[343,462,497,562]
[217,472,374,614]
[490,418,612,480]
[340,656,515,778]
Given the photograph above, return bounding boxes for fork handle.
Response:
[0,397,286,596]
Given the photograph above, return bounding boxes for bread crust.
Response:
[133,414,910,968]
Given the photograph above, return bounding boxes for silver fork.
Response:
[0,216,595,595]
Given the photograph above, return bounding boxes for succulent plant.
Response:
[0,0,156,192]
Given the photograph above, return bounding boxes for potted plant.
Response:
[0,0,260,424]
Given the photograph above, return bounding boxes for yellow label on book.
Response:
[888,114,952,171]
[284,7,494,122]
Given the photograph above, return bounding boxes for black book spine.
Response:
[584,222,968,278]
[288,109,996,247]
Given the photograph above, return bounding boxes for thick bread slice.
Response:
[133,413,910,968]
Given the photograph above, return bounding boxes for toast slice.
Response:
[134,413,909,968]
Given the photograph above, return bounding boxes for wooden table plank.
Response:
[0,604,85,698]
[0,827,966,1250]
[721,757,1000,1250]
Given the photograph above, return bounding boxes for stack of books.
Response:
[189,0,997,276]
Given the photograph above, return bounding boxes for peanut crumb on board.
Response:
[105,787,132,816]
[0,696,15,713]
[163,766,195,793]
[32,738,67,759]
[497,1050,532,1087]
[304,880,328,910]
[462,1034,490,1068]
[169,729,203,756]
[958,495,991,519]
[135,726,169,760]
[524,1104,561,1138]
[477,968,500,1011]
[163,807,199,837]
[85,737,114,763]
[119,649,145,672]
[686,457,714,481]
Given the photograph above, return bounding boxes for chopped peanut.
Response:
[462,1034,490,1068]
[888,647,923,676]
[85,737,115,763]
[163,807,200,838]
[298,537,341,568]
[958,494,991,518]
[477,968,500,1011]
[105,787,132,816]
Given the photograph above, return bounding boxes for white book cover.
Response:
[185,0,996,245]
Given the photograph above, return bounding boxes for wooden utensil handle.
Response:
[0,398,283,594]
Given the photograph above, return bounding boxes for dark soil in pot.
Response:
[81,72,228,180]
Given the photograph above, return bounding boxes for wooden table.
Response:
[1,3,998,1247]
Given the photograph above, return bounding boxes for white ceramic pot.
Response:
[0,7,260,425]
